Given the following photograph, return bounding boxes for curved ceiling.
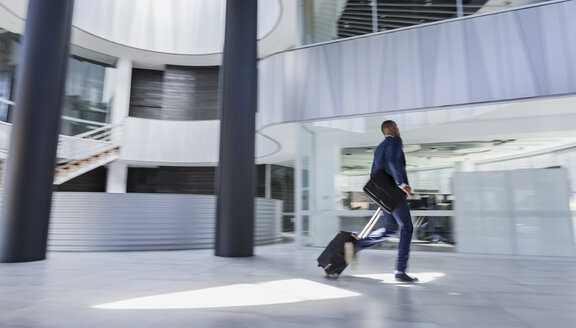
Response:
[0,0,298,68]
[72,0,280,55]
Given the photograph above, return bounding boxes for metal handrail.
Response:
[0,98,121,162]
[56,123,122,163]
[0,97,14,106]
[71,122,120,139]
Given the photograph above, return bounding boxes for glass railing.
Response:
[303,0,554,44]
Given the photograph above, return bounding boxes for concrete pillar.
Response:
[215,0,258,257]
[0,0,75,263]
[309,132,341,246]
[106,161,128,193]
[106,57,132,193]
[109,58,132,130]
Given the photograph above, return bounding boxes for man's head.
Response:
[381,120,399,136]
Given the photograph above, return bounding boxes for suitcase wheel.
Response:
[325,273,340,279]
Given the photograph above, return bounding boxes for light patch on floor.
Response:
[93,279,361,310]
[352,272,446,284]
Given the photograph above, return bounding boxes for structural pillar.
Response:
[309,133,340,246]
[215,0,258,257]
[0,0,75,262]
[106,161,128,193]
[106,58,132,193]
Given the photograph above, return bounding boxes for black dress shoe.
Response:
[395,272,418,282]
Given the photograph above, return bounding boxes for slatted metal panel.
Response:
[49,192,282,251]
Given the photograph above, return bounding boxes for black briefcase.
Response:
[363,170,406,213]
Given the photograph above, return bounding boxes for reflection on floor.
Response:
[371,238,455,252]
[1,243,575,327]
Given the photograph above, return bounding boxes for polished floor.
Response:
[1,243,576,328]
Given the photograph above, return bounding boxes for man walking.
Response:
[371,120,418,282]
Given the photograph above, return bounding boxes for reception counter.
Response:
[49,192,283,251]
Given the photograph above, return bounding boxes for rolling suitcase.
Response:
[317,207,383,278]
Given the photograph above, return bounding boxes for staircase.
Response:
[54,124,122,185]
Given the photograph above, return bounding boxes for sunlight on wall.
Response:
[93,279,360,310]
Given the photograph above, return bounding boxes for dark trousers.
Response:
[382,200,413,272]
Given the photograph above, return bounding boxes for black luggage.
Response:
[363,170,406,213]
[317,231,357,278]
[317,207,383,278]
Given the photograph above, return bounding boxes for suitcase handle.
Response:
[357,207,382,239]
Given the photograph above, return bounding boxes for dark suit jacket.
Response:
[370,136,409,187]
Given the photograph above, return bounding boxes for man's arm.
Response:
[384,137,410,195]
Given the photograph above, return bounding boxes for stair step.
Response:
[54,146,120,184]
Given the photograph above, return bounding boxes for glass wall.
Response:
[453,168,575,256]
[476,146,576,240]
[0,29,117,135]
[270,163,296,233]
[296,124,314,246]
[337,146,456,250]
[61,51,117,136]
[294,101,576,255]
[0,29,17,122]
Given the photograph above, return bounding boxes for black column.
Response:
[0,0,75,263]
[215,0,258,257]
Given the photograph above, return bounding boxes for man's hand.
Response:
[400,185,412,197]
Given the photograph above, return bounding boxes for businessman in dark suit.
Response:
[370,120,418,282]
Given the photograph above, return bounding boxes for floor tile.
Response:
[0,243,574,328]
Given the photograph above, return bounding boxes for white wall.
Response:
[119,117,279,166]
[308,132,341,246]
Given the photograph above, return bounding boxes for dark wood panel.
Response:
[256,164,266,198]
[126,167,158,193]
[128,105,162,119]
[129,68,164,118]
[128,66,220,121]
[156,167,216,194]
[127,166,216,194]
[163,65,220,120]
[55,166,108,192]
[126,165,271,197]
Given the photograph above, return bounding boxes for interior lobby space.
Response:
[1,243,576,328]
[1,1,576,327]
